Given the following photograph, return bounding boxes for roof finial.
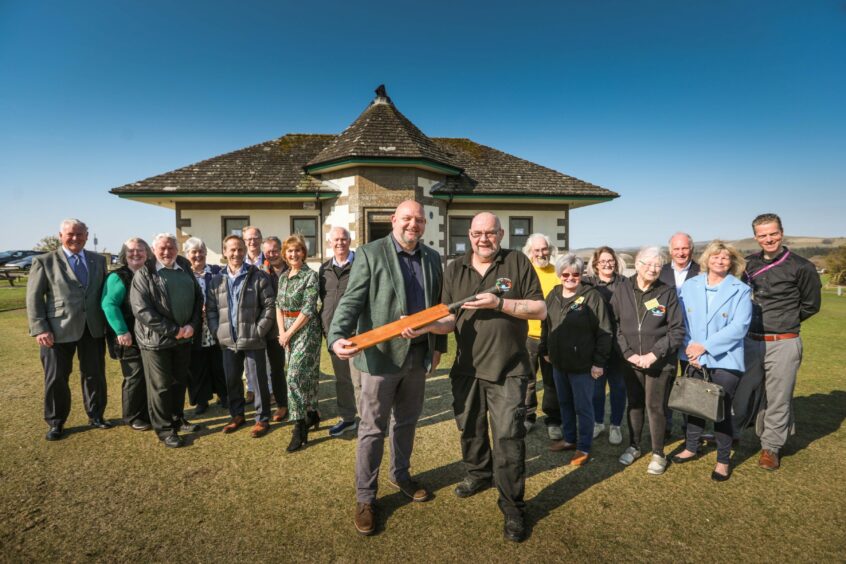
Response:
[374,84,391,105]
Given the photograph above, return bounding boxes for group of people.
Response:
[27,209,821,543]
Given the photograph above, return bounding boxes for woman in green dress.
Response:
[276,234,322,452]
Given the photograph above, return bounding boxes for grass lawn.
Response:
[0,295,844,562]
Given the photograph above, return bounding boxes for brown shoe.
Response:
[569,450,590,466]
[549,439,577,452]
[388,478,431,502]
[758,449,780,471]
[271,407,288,423]
[222,415,245,434]
[354,502,376,536]
[250,421,269,438]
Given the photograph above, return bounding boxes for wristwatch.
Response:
[496,297,505,312]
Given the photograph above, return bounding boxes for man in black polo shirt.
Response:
[740,213,821,471]
[414,212,545,542]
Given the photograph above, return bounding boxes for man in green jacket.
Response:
[328,200,445,537]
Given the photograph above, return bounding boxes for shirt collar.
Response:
[332,250,355,267]
[227,263,249,278]
[156,261,183,271]
[391,235,420,256]
[672,261,691,273]
[62,247,86,261]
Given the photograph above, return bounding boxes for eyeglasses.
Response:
[638,261,662,271]
[469,230,500,240]
[596,260,615,266]
[560,272,581,279]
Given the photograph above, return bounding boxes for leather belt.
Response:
[281,310,301,318]
[748,332,799,342]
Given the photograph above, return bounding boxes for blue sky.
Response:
[2,0,844,253]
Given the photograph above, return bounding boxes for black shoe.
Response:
[503,514,526,543]
[162,433,184,448]
[454,477,491,498]
[130,420,152,431]
[671,451,700,464]
[194,403,208,415]
[89,417,113,429]
[711,468,731,482]
[286,420,308,453]
[178,418,201,433]
[45,424,64,441]
[306,410,321,431]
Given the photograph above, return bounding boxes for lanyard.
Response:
[747,250,790,280]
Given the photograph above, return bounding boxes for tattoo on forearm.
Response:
[515,301,529,314]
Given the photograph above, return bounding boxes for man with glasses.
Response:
[414,212,545,542]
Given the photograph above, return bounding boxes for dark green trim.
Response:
[305,157,461,175]
[431,193,618,201]
[113,192,339,200]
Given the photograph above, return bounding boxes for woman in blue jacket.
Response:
[673,241,752,481]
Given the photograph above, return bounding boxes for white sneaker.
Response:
[593,423,605,439]
[619,446,641,466]
[609,425,623,445]
[647,454,668,475]
[547,426,563,440]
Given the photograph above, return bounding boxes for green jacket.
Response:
[327,235,446,374]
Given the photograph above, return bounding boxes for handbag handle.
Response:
[683,363,711,383]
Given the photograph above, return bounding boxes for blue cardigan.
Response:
[678,273,752,371]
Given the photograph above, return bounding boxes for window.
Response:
[222,216,249,242]
[448,217,472,256]
[509,217,532,250]
[291,217,319,257]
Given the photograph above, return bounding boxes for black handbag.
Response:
[668,364,725,422]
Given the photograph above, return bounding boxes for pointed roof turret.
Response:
[305,85,462,175]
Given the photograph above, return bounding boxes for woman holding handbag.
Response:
[672,241,752,481]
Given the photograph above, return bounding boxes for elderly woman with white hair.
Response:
[540,253,613,466]
[610,246,684,474]
[130,233,204,448]
[183,237,226,414]
[101,237,153,431]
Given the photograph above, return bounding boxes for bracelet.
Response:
[496,297,505,312]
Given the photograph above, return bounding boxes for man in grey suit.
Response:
[328,200,445,537]
[27,218,110,441]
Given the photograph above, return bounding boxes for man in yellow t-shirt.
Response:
[523,233,562,440]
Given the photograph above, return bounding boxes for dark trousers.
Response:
[222,348,271,423]
[685,368,741,464]
[622,363,673,456]
[119,354,149,424]
[593,356,626,426]
[553,369,595,453]
[140,344,191,439]
[526,337,559,426]
[188,346,218,408]
[451,373,528,518]
[265,335,287,408]
[40,326,106,426]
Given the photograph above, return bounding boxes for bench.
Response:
[0,270,22,287]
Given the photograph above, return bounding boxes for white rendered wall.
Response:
[446,209,566,250]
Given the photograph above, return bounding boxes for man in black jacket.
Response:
[318,226,360,437]
[130,233,203,448]
[207,235,276,438]
[740,213,821,471]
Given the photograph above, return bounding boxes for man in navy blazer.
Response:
[26,218,110,441]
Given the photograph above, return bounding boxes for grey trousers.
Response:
[330,351,361,422]
[355,345,427,504]
[745,336,803,454]
[451,373,529,518]
[139,344,191,440]
[525,336,559,426]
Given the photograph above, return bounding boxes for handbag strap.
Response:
[683,363,711,382]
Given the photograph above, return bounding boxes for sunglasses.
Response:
[560,272,581,279]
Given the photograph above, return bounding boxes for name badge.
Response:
[644,298,660,310]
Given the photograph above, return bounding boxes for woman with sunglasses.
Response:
[540,253,613,466]
[610,246,684,475]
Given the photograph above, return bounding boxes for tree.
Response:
[826,245,846,285]
[34,235,61,252]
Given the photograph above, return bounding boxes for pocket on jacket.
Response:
[46,299,65,318]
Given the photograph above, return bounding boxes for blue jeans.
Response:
[553,368,595,453]
[593,360,626,426]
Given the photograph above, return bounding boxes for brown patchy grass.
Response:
[0,296,844,563]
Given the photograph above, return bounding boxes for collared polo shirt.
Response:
[443,248,543,382]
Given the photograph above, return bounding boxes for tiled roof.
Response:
[110,134,337,195]
[431,138,618,198]
[305,88,459,171]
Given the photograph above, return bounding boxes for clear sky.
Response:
[2,0,844,253]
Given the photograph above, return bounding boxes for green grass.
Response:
[0,284,26,312]
[0,295,844,562]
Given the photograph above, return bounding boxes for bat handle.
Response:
[446,284,506,313]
